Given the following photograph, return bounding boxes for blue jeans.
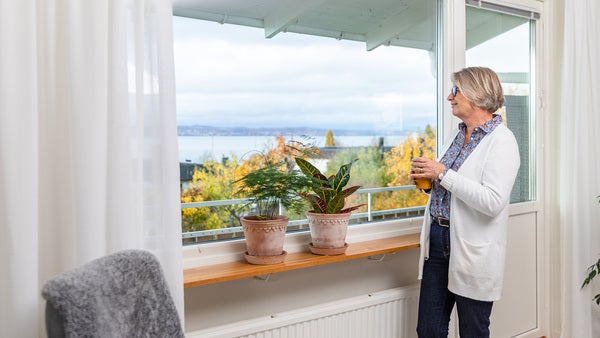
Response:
[416,221,493,338]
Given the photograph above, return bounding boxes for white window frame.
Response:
[182,0,545,269]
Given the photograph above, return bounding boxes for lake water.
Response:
[178,135,407,163]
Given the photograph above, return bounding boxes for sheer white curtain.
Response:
[559,0,600,337]
[0,1,182,337]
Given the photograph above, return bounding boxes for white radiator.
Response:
[186,283,420,338]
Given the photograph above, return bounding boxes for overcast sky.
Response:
[173,16,437,133]
[173,16,529,133]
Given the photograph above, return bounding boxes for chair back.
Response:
[42,250,184,338]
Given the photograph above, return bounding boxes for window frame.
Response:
[179,0,544,268]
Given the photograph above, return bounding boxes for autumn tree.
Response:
[234,135,319,185]
[180,129,437,236]
[181,136,321,235]
[378,125,436,210]
[325,129,336,146]
[180,156,241,233]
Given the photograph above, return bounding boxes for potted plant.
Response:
[234,138,319,264]
[295,157,365,255]
[234,164,310,264]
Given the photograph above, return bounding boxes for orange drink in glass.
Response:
[415,177,432,190]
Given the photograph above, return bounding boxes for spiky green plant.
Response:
[295,157,365,214]
[234,165,311,220]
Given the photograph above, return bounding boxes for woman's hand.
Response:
[410,157,446,181]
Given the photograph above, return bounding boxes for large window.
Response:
[174,1,440,244]
[465,3,537,203]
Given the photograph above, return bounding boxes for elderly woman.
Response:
[411,67,520,338]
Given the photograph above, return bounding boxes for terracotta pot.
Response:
[241,215,288,264]
[306,211,350,252]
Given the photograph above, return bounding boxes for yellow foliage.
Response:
[374,125,437,209]
[180,129,438,235]
[234,135,320,197]
[325,130,335,146]
[180,157,240,232]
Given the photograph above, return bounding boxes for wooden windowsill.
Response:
[184,233,421,288]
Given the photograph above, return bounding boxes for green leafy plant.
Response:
[233,138,319,220]
[234,165,311,220]
[581,195,600,306]
[295,157,366,214]
[582,258,600,305]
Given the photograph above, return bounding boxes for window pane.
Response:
[174,0,440,244]
[466,6,535,203]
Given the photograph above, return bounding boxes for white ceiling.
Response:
[173,0,530,54]
[172,0,437,51]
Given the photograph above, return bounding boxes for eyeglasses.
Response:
[450,86,459,97]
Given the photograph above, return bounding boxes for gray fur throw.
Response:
[41,249,184,338]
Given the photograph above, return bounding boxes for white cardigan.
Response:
[418,124,520,301]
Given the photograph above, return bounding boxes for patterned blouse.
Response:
[429,114,504,220]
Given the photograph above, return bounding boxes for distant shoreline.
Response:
[177,125,408,137]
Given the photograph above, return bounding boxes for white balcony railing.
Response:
[181,185,427,243]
